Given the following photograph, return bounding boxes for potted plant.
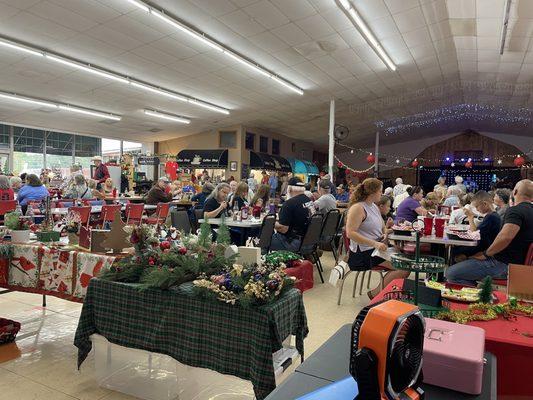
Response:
[5,212,31,243]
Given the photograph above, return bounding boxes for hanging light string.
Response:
[335,141,532,163]
[334,155,374,173]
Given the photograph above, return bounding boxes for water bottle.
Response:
[232,202,238,221]
[25,205,34,222]
[15,203,22,215]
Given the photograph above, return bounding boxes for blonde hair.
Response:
[350,178,382,204]
[235,182,249,198]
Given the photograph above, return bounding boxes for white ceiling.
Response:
[0,0,532,146]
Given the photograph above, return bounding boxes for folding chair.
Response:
[94,204,122,228]
[69,206,91,229]
[319,209,341,262]
[297,213,325,283]
[170,209,192,234]
[258,214,276,254]
[144,203,171,225]
[124,203,144,225]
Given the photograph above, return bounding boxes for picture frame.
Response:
[230,161,237,171]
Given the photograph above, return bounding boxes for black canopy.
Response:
[249,151,292,172]
[176,149,228,168]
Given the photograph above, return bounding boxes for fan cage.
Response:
[386,311,425,398]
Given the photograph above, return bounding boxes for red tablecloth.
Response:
[284,260,314,293]
[372,279,533,398]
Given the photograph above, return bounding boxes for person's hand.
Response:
[220,201,227,210]
[386,217,394,228]
[374,241,387,252]
[464,207,474,218]
[472,252,486,260]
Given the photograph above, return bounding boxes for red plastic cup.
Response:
[434,218,445,238]
[423,217,433,236]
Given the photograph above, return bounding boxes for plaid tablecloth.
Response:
[74,279,309,399]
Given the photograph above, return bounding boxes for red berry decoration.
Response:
[411,159,419,168]
[366,153,375,164]
[514,155,525,167]
[178,247,187,255]
[465,160,473,168]
[337,161,343,168]
[160,241,171,250]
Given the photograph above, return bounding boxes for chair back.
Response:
[525,243,533,266]
[438,205,451,215]
[101,204,122,225]
[82,199,104,206]
[258,214,276,253]
[0,200,17,216]
[125,203,144,225]
[320,209,341,243]
[58,200,75,208]
[155,202,171,224]
[299,213,324,255]
[170,209,192,234]
[69,206,91,228]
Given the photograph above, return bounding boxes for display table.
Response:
[74,279,309,400]
[266,324,497,399]
[0,243,116,301]
[372,279,533,398]
[198,217,263,228]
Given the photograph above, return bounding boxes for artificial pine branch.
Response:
[479,276,493,304]
[198,218,212,249]
[216,216,231,246]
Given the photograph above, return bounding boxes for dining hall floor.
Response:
[0,252,384,400]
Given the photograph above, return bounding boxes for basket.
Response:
[383,290,450,318]
[0,318,21,344]
[390,253,446,273]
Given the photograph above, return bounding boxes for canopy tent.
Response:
[176,149,228,168]
[249,151,291,172]
[286,157,319,175]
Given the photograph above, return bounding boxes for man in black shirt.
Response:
[446,179,533,285]
[270,177,315,252]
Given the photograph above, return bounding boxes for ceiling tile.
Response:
[476,0,505,18]
[370,15,401,39]
[272,48,307,66]
[270,0,316,21]
[421,0,448,24]
[270,23,312,46]
[403,27,432,47]
[392,7,427,32]
[446,0,475,18]
[194,0,237,17]
[295,14,335,39]
[248,31,289,52]
[218,9,266,36]
[384,0,419,15]
[242,0,289,29]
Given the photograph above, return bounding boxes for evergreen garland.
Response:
[216,216,231,246]
[198,219,212,248]
[478,276,493,304]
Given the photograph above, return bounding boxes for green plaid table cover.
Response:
[74,279,308,399]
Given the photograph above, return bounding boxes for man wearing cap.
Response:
[314,179,337,214]
[92,156,110,187]
[335,184,350,203]
[271,176,314,251]
[145,177,173,205]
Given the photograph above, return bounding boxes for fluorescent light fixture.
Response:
[0,39,44,57]
[500,0,512,55]
[187,99,230,114]
[337,0,397,71]
[0,92,57,108]
[144,109,190,124]
[0,91,121,120]
[0,36,231,114]
[45,55,129,84]
[127,0,304,95]
[125,0,149,12]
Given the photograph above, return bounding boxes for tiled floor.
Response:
[0,252,382,400]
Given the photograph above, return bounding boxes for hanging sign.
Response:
[137,156,160,165]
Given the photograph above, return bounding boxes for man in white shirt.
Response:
[314,179,337,214]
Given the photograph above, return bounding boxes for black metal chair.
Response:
[258,214,276,254]
[335,210,347,258]
[319,209,341,262]
[297,213,325,283]
[193,208,204,231]
[170,209,192,234]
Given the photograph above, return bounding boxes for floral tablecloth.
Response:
[0,243,115,302]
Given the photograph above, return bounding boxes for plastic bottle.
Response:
[232,202,238,221]
[15,203,22,215]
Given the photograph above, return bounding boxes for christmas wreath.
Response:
[263,251,302,268]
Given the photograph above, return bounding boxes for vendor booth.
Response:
[286,157,320,184]
[249,151,292,183]
[176,149,228,182]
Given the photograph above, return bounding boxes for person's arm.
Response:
[345,204,387,251]
[275,203,291,234]
[474,223,520,259]
[204,201,227,219]
[464,207,477,231]
[414,206,428,216]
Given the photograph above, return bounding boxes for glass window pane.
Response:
[0,124,10,147]
[46,131,73,156]
[13,151,43,176]
[245,132,255,150]
[102,138,120,162]
[219,131,236,148]
[259,136,268,153]
[75,156,93,178]
[14,126,44,153]
[75,135,101,158]
[272,139,280,155]
[47,154,74,179]
[123,141,142,151]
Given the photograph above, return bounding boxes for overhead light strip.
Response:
[0,91,121,120]
[125,0,304,95]
[144,109,191,124]
[336,0,397,71]
[0,36,230,115]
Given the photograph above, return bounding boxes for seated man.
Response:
[313,179,337,214]
[270,177,314,252]
[145,177,173,205]
[446,180,533,286]
[335,184,350,203]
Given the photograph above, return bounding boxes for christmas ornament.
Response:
[465,159,473,168]
[514,155,525,167]
[411,159,419,168]
[366,153,375,164]
[337,161,344,168]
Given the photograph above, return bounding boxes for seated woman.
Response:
[443,187,461,207]
[0,175,15,201]
[203,183,230,219]
[394,186,428,223]
[17,174,49,211]
[101,178,114,196]
[250,184,270,211]
[449,193,474,225]
[376,195,393,233]
[229,182,249,211]
[344,178,409,299]
[420,191,439,214]
[449,190,501,263]
[88,179,105,200]
[64,174,93,199]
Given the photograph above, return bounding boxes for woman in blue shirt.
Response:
[17,174,49,206]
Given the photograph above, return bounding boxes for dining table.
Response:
[198,217,263,228]
[51,204,157,216]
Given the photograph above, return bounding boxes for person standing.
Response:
[91,156,110,188]
[268,172,278,198]
[449,176,466,194]
[247,173,257,193]
[261,171,269,185]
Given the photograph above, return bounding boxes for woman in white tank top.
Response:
[345,178,409,299]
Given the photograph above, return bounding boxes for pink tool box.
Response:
[422,318,485,395]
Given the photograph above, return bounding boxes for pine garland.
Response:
[478,276,493,304]
[437,297,533,324]
[198,219,212,248]
[216,217,231,246]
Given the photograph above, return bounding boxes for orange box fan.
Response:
[350,300,426,400]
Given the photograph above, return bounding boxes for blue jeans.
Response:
[270,232,301,252]
[445,257,508,286]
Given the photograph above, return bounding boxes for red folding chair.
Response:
[125,203,144,225]
[93,204,122,228]
[69,206,91,229]
[144,203,171,225]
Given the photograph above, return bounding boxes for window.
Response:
[13,127,45,175]
[102,138,121,162]
[75,135,101,158]
[272,139,280,155]
[245,132,255,150]
[0,124,10,147]
[259,136,268,153]
[219,131,237,148]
